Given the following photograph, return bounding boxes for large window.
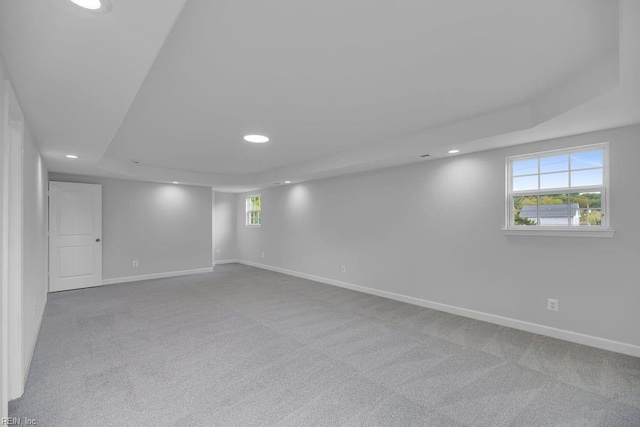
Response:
[245,194,262,226]
[506,143,609,231]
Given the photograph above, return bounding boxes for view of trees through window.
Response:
[246,195,262,226]
[513,192,602,226]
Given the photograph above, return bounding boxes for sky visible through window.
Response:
[512,150,603,192]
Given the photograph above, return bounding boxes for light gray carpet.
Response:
[10,263,640,426]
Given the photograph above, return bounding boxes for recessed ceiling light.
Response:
[448,149,460,154]
[172,181,179,184]
[69,0,112,13]
[65,154,79,159]
[284,181,291,184]
[244,135,269,143]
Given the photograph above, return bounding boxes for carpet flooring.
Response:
[9,263,640,426]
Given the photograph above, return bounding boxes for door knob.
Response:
[96,238,101,242]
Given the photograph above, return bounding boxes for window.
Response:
[505,143,612,235]
[246,194,262,226]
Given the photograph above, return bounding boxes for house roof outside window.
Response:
[521,203,580,219]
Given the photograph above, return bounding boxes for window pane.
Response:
[515,195,539,225]
[540,172,568,190]
[571,168,603,187]
[570,192,602,226]
[512,158,538,176]
[571,150,603,170]
[513,175,538,192]
[247,196,261,212]
[251,211,261,225]
[538,194,571,226]
[540,154,568,174]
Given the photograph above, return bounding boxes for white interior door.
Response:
[49,182,102,292]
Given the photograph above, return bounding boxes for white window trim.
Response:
[245,194,262,227]
[503,142,614,238]
[501,228,615,238]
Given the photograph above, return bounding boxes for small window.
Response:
[506,143,609,230]
[246,194,262,226]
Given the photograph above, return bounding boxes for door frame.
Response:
[7,119,23,400]
[2,81,25,404]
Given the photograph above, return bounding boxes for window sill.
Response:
[502,228,615,238]
[245,225,262,228]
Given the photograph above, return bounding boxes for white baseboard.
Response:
[102,267,213,286]
[214,259,239,265]
[239,260,640,358]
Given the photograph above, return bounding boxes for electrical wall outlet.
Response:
[216,248,221,255]
[547,298,559,312]
[261,252,265,258]
[340,265,346,273]
[132,260,139,268]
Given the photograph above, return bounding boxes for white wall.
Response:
[236,125,640,353]
[49,174,212,281]
[214,191,237,263]
[21,126,48,383]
